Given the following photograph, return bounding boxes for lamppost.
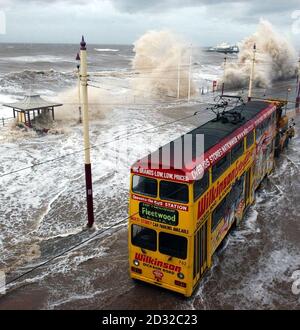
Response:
[188,44,192,102]
[221,55,227,95]
[248,43,256,102]
[80,36,95,229]
[76,53,82,124]
[295,57,300,113]
[285,87,291,114]
[177,50,181,100]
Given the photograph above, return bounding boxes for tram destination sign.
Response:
[139,203,179,226]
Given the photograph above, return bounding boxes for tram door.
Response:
[193,220,208,283]
[244,167,252,207]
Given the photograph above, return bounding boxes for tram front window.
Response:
[132,225,157,251]
[132,175,157,198]
[160,181,189,204]
[159,232,187,259]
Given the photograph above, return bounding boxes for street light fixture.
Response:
[76,52,82,124]
[285,87,291,114]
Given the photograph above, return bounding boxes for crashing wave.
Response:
[0,69,76,95]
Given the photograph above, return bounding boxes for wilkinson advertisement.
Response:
[135,253,182,273]
[197,150,252,220]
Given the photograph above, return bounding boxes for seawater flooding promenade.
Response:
[0,0,300,311]
[0,78,299,309]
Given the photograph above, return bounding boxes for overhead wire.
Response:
[0,111,210,179]
[0,211,138,292]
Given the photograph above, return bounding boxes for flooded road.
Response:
[0,81,300,310]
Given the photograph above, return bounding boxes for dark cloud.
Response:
[245,0,300,16]
[107,0,300,33]
[5,0,300,16]
[111,0,236,13]
[110,0,300,15]
[5,0,300,12]
[1,0,299,45]
[4,0,300,30]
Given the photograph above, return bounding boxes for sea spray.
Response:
[53,87,109,124]
[0,119,37,143]
[0,85,132,139]
[132,30,197,99]
[223,20,298,89]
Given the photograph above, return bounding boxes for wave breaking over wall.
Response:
[53,87,111,125]
[132,30,197,99]
[224,20,298,89]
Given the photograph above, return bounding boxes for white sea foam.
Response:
[0,36,298,308]
[0,94,194,272]
[94,48,119,52]
[132,30,197,99]
[48,289,108,309]
[234,247,300,309]
[1,55,72,63]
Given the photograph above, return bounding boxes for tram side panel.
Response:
[253,113,277,189]
[193,143,255,284]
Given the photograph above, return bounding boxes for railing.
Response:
[1,117,15,127]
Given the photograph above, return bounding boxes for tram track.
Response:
[0,211,135,295]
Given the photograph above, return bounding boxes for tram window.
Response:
[212,197,227,231]
[271,112,276,123]
[132,175,157,198]
[259,119,269,135]
[231,141,244,163]
[255,128,259,141]
[246,130,255,148]
[132,225,157,251]
[194,171,209,201]
[212,153,231,182]
[228,176,244,205]
[256,123,263,141]
[256,127,260,140]
[159,232,187,259]
[160,181,189,204]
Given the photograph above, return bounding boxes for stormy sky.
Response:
[0,0,299,46]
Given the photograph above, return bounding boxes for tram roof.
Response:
[180,100,271,153]
[132,100,276,181]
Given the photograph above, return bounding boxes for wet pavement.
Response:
[0,81,300,310]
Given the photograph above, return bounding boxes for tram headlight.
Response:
[177,272,184,280]
[133,259,140,267]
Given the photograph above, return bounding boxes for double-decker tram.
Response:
[128,100,295,297]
